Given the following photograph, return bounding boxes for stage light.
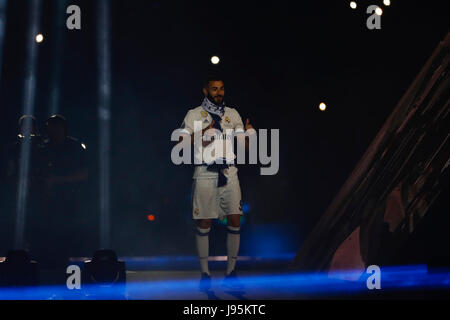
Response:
[375,7,383,15]
[84,250,126,294]
[81,142,87,150]
[211,56,220,65]
[0,250,39,287]
[350,2,357,9]
[383,0,391,6]
[1,264,450,299]
[147,214,155,221]
[319,102,327,111]
[35,33,44,43]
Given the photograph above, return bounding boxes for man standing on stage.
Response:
[179,75,254,290]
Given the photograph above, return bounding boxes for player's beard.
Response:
[207,93,224,106]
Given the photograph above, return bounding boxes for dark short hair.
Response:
[17,115,37,134]
[46,114,67,126]
[18,115,36,128]
[46,114,68,135]
[204,75,225,89]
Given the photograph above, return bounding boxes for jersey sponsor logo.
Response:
[201,111,208,118]
[224,116,231,123]
[194,208,200,215]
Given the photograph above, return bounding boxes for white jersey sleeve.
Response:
[231,108,245,133]
[180,110,195,135]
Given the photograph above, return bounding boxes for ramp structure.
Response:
[291,32,450,274]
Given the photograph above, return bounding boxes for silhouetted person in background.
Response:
[5,115,44,184]
[30,114,89,270]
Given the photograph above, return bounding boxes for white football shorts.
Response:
[191,176,243,220]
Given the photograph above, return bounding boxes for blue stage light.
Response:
[0,264,449,299]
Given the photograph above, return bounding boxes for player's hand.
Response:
[245,118,254,131]
[202,119,215,136]
[203,119,215,134]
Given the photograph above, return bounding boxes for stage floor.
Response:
[125,269,312,300]
[0,255,449,300]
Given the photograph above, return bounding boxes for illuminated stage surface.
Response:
[0,255,449,300]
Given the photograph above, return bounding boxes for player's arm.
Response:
[243,118,255,151]
[234,109,256,151]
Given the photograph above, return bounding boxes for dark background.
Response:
[0,0,448,258]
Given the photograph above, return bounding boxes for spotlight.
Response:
[375,7,383,15]
[84,249,126,287]
[350,2,357,9]
[383,0,391,6]
[35,34,44,43]
[319,102,327,111]
[211,56,220,65]
[0,250,39,287]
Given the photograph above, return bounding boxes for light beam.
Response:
[97,0,112,249]
[14,0,42,249]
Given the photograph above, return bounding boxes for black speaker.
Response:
[83,249,126,286]
[0,250,39,287]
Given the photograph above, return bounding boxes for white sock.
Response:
[226,226,241,275]
[196,227,211,275]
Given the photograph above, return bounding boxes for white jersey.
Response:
[180,106,245,179]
